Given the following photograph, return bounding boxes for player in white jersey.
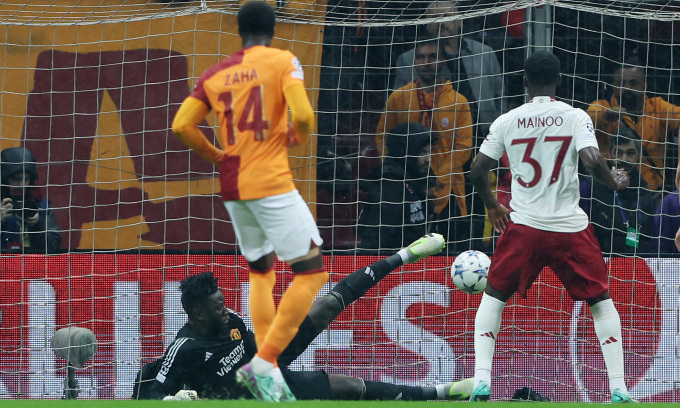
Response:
[468,52,636,403]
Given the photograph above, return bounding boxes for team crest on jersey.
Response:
[230,328,241,341]
[291,57,304,80]
[441,117,450,128]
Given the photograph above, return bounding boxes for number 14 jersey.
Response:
[479,96,600,232]
[191,45,305,201]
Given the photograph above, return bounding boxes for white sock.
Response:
[250,355,274,376]
[473,293,506,388]
[397,248,411,263]
[435,384,448,400]
[271,366,284,383]
[589,298,627,395]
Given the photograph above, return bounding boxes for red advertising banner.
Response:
[0,254,677,401]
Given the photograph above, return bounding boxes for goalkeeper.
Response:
[136,233,472,401]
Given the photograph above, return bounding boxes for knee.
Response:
[328,375,365,400]
[307,294,343,332]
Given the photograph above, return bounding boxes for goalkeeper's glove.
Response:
[163,390,199,401]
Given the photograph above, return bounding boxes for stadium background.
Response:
[1,0,680,402]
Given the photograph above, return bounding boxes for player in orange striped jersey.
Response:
[171,1,328,401]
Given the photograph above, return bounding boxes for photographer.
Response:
[587,61,680,191]
[1,147,61,251]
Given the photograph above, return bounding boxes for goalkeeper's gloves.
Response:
[163,390,199,401]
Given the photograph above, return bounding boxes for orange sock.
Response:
[248,268,276,348]
[258,271,329,363]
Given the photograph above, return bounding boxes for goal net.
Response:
[0,0,678,402]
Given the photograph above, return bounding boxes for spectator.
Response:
[579,128,657,254]
[358,122,435,250]
[0,147,61,252]
[392,0,505,143]
[586,61,680,191]
[376,34,473,250]
[651,190,680,253]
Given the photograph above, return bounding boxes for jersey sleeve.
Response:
[151,337,193,396]
[189,65,221,109]
[572,110,600,152]
[280,52,305,92]
[478,118,505,160]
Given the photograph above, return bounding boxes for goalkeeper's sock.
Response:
[590,298,628,394]
[248,268,276,348]
[473,293,506,388]
[328,256,401,310]
[361,379,436,400]
[250,355,275,376]
[262,271,329,359]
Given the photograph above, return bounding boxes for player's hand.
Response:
[163,390,199,401]
[287,122,299,147]
[488,203,510,234]
[675,164,680,194]
[675,227,680,252]
[611,166,630,190]
[0,198,13,222]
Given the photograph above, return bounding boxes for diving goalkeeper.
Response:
[135,233,472,401]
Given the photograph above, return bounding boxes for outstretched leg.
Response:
[328,375,473,401]
[278,233,445,367]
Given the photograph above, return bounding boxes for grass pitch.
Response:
[4,401,680,407]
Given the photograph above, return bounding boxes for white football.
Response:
[451,250,491,294]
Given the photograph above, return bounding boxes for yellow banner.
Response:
[0,2,323,250]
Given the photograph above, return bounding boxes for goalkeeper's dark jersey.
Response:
[151,311,258,399]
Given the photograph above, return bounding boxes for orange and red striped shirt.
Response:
[190,45,305,200]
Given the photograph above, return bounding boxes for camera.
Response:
[619,92,638,111]
[12,198,39,219]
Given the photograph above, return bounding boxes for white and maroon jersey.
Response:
[479,96,599,232]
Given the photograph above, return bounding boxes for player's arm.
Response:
[149,339,194,399]
[470,153,510,233]
[283,83,315,146]
[579,146,629,191]
[172,97,224,166]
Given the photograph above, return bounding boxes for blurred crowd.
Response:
[315,0,680,255]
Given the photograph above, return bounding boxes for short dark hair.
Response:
[609,127,642,154]
[414,31,445,57]
[386,122,436,158]
[612,59,647,82]
[524,51,561,87]
[180,272,219,316]
[238,1,275,38]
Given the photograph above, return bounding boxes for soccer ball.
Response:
[451,250,491,294]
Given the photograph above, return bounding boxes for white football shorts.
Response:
[224,190,323,262]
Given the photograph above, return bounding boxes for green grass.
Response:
[3,401,680,407]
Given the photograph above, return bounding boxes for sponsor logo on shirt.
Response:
[291,57,304,80]
[217,343,245,377]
